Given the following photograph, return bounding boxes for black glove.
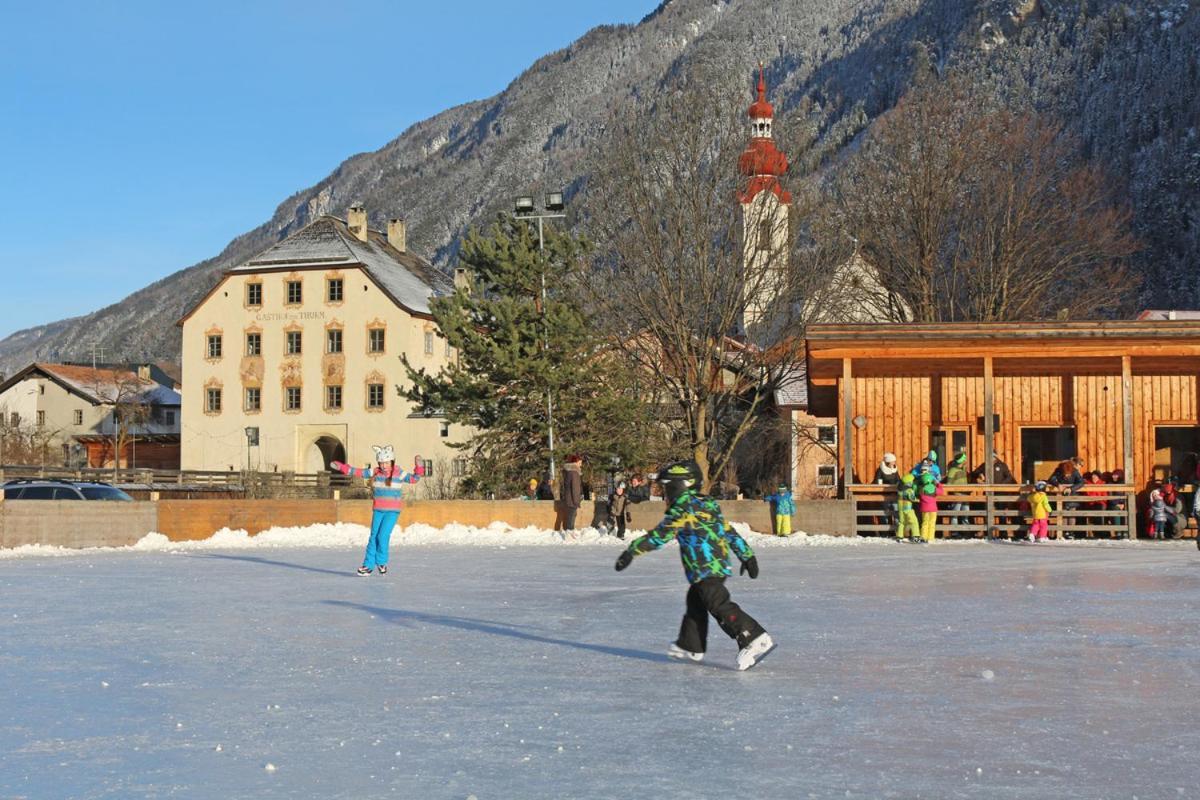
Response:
[740,556,759,579]
[614,551,634,572]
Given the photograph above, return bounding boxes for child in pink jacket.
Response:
[917,469,944,543]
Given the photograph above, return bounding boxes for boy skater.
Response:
[763,484,796,536]
[614,460,775,671]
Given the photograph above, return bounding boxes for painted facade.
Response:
[178,208,467,477]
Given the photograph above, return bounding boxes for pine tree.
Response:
[401,214,660,497]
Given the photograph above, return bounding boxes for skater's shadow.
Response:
[324,600,670,664]
[192,553,350,578]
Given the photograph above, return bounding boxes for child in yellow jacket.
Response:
[1029,481,1052,542]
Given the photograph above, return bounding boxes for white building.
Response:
[0,363,181,468]
[178,205,467,475]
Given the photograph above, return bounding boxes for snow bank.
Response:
[0,520,884,559]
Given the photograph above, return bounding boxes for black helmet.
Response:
[656,460,702,504]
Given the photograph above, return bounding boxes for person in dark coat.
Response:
[970,452,1017,485]
[536,472,556,501]
[560,454,583,530]
[627,474,651,503]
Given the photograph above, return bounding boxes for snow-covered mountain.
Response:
[2,0,1196,374]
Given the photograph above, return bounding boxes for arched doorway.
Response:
[305,435,346,473]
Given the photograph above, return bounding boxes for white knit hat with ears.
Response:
[372,445,395,463]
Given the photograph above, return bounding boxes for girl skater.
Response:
[331,445,424,575]
[613,460,775,671]
[1028,481,1052,542]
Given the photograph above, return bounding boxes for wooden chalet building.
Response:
[805,321,1200,537]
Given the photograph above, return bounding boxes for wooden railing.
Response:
[850,484,1138,539]
[0,464,355,497]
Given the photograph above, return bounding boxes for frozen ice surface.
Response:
[1,532,1199,799]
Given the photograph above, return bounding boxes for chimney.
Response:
[453,266,471,292]
[1168,310,1177,321]
[137,365,151,382]
[388,218,407,253]
[347,203,369,242]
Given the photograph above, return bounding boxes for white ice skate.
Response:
[667,644,704,662]
[736,632,775,671]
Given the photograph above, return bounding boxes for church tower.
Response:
[737,65,792,332]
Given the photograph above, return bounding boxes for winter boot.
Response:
[356,566,372,576]
[668,643,704,662]
[736,632,776,671]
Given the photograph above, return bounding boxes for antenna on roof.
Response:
[89,344,106,371]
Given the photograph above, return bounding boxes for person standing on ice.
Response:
[330,445,424,576]
[613,460,775,671]
[762,483,795,536]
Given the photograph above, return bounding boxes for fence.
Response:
[0,464,355,499]
[850,484,1140,539]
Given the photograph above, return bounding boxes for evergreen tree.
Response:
[401,215,661,497]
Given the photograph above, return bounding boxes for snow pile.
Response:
[0,520,886,559]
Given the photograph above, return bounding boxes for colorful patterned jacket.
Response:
[626,490,755,583]
[332,461,421,512]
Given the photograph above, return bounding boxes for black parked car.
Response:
[2,479,134,501]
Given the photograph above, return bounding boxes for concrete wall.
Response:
[0,500,158,549]
[0,497,855,550]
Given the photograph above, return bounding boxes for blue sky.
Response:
[0,0,656,339]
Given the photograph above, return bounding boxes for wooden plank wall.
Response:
[847,371,1170,484]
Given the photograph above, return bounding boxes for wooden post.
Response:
[842,358,854,498]
[983,356,995,537]
[1122,355,1135,540]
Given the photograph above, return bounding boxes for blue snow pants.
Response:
[362,510,400,569]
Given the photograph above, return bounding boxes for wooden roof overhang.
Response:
[805,322,1200,385]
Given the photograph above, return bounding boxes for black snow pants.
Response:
[676,577,765,654]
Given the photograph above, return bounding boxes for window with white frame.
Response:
[286,280,302,305]
[246,332,262,356]
[36,410,45,427]
[246,282,263,306]
[245,387,261,412]
[286,331,302,355]
[285,386,302,411]
[327,329,343,354]
[452,457,467,478]
[73,409,83,425]
[326,385,342,410]
[207,334,223,359]
[368,327,385,353]
[327,278,343,303]
[817,425,837,445]
[424,331,434,355]
[206,388,222,414]
[367,383,385,409]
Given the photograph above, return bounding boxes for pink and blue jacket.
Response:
[333,461,421,512]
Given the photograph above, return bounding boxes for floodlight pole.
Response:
[515,196,566,482]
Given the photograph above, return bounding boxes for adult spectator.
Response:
[560,454,584,530]
[536,473,556,501]
[1049,458,1085,539]
[970,451,1017,484]
[872,452,900,532]
[627,474,651,503]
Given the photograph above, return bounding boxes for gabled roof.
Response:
[0,363,181,406]
[179,216,450,325]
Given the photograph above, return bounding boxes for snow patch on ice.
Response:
[0,520,887,559]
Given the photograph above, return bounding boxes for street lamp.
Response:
[514,190,568,481]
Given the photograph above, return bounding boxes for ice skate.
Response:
[377,565,388,575]
[356,566,372,576]
[736,632,775,671]
[668,643,704,662]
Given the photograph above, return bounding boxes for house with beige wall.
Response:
[178,205,467,477]
[0,363,181,468]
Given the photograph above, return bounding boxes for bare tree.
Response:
[86,369,151,473]
[582,80,816,489]
[835,76,1139,321]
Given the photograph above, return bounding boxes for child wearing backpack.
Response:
[895,473,920,541]
[763,484,796,537]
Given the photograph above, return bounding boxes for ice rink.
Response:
[2,531,1198,799]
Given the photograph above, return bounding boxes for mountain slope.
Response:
[2,0,1196,375]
